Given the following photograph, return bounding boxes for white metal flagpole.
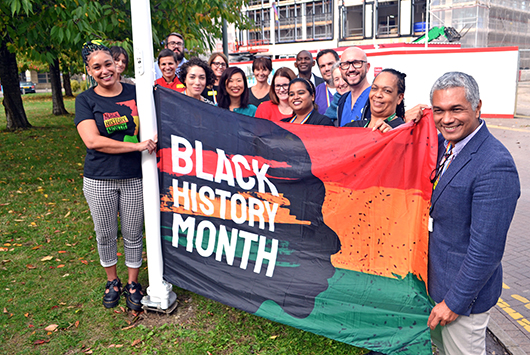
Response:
[130,0,176,311]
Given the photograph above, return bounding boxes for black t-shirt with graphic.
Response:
[75,83,142,179]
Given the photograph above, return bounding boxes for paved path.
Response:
[485,117,530,355]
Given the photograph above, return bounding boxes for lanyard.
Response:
[364,113,396,128]
[325,84,331,108]
[290,110,313,124]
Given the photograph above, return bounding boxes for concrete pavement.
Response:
[485,117,530,355]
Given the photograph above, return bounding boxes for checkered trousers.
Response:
[83,177,144,268]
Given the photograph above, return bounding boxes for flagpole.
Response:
[130,0,176,311]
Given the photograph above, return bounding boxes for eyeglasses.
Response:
[211,62,227,68]
[167,41,184,48]
[339,60,367,70]
[275,84,289,91]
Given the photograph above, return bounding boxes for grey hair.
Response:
[430,72,480,110]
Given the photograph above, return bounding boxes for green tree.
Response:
[1,0,250,130]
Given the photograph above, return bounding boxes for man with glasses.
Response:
[336,47,371,127]
[155,32,187,80]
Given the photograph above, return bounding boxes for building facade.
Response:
[234,0,529,68]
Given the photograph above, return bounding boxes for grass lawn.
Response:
[0,94,368,354]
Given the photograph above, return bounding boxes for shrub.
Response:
[70,80,81,92]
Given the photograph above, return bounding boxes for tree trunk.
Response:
[49,58,68,115]
[0,38,31,130]
[63,71,73,97]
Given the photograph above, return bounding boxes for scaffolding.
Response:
[430,0,530,68]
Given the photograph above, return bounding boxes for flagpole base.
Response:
[141,280,177,313]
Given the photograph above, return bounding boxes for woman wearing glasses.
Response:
[202,52,229,104]
[255,67,296,121]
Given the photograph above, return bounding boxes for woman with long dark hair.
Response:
[217,67,257,117]
[282,78,333,126]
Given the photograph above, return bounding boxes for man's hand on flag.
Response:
[427,300,459,329]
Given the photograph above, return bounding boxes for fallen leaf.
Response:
[3,307,7,313]
[120,306,126,313]
[33,339,50,345]
[32,245,42,250]
[121,324,136,330]
[26,264,36,269]
[57,264,65,268]
[116,252,122,256]
[29,324,34,328]
[41,256,53,262]
[45,324,58,332]
[131,339,142,346]
[50,305,59,310]
[115,344,123,348]
[58,251,66,254]
[75,320,79,328]
[80,260,88,265]
[24,313,29,317]
[64,211,70,218]
[270,335,278,339]
[108,344,115,348]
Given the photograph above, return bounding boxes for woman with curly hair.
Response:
[75,40,157,311]
[178,57,216,105]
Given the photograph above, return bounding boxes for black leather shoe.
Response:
[124,281,143,311]
[102,278,122,308]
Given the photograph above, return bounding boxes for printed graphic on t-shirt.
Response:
[117,99,140,142]
[103,112,129,134]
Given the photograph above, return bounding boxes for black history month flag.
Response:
[155,86,437,354]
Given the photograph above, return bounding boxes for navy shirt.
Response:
[75,83,142,180]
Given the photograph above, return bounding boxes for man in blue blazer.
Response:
[427,72,520,354]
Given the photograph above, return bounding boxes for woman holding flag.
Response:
[282,78,333,126]
[75,41,157,311]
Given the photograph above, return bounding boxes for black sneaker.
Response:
[103,278,122,308]
[124,281,143,311]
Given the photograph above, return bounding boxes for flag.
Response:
[272,1,279,22]
[155,86,437,354]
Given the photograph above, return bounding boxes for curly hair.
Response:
[178,57,216,88]
[217,67,250,110]
[82,40,111,66]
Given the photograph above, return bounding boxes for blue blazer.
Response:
[428,124,520,316]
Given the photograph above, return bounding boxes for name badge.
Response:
[428,216,433,232]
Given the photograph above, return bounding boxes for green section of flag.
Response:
[255,269,433,354]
